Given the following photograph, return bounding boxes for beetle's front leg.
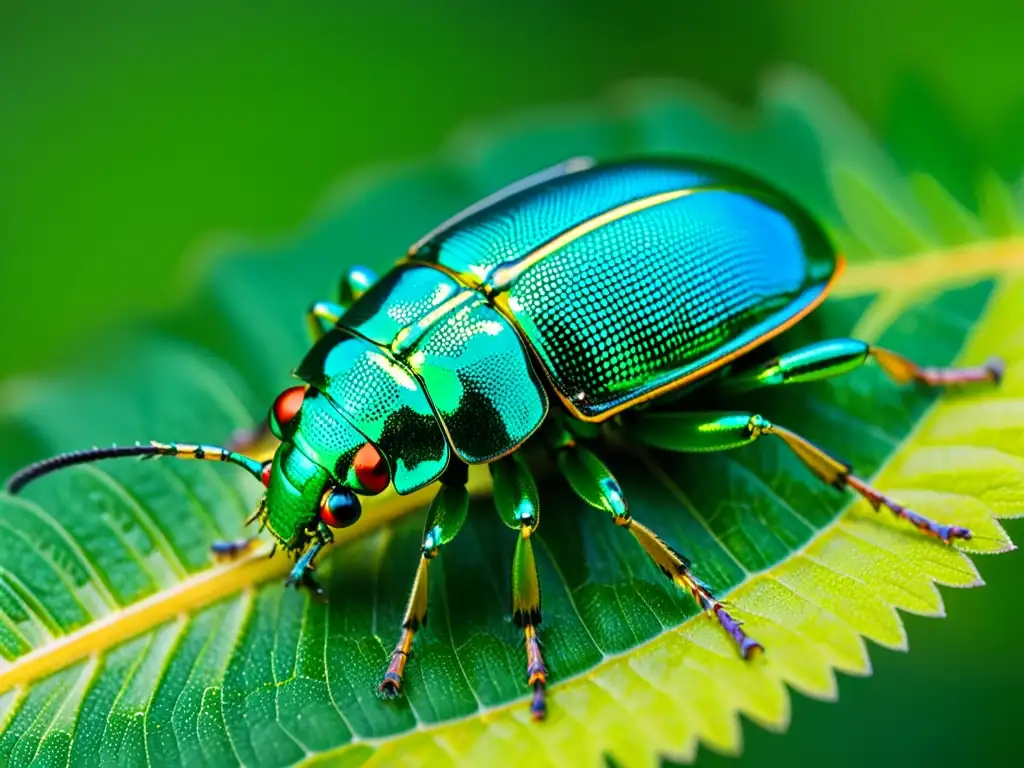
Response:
[379,461,469,698]
[491,453,548,720]
[722,338,1003,392]
[547,423,763,659]
[285,523,334,596]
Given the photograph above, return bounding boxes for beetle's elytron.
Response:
[7,158,1002,720]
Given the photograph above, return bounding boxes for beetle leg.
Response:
[631,411,972,543]
[870,346,1003,388]
[285,523,334,596]
[306,267,379,341]
[491,455,548,720]
[380,462,469,698]
[722,338,1003,392]
[306,300,345,342]
[512,527,547,721]
[552,437,763,659]
[210,536,257,562]
[338,265,378,308]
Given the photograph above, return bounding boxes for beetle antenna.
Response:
[5,440,266,495]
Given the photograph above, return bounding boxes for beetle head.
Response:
[259,441,361,550]
[256,384,392,550]
[3,381,389,560]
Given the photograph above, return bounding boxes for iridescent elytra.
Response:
[6,157,1003,721]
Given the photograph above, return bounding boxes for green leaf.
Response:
[1,71,1022,766]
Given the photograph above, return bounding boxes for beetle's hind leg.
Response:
[870,346,1003,387]
[631,411,972,543]
[723,338,1003,393]
[379,462,469,698]
[491,454,548,720]
[548,426,763,659]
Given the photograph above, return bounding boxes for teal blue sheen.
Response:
[340,265,461,346]
[288,158,836,500]
[772,338,869,384]
[296,329,449,494]
[411,160,715,278]
[504,187,835,417]
[406,296,548,463]
[599,477,628,517]
[335,263,548,467]
[289,388,371,490]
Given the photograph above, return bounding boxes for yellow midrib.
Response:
[0,235,1020,698]
[0,471,491,694]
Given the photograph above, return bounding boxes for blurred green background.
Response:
[1,0,1021,764]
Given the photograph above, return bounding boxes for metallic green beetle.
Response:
[6,157,1003,721]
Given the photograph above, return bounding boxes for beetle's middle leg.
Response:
[379,461,469,698]
[548,425,763,659]
[631,411,972,543]
[491,453,548,720]
[722,338,1003,392]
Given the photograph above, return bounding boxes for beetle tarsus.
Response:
[299,569,326,597]
[845,475,972,543]
[378,674,402,699]
[379,627,415,698]
[284,560,326,597]
[285,562,305,589]
[870,346,1005,388]
[986,356,1006,385]
[210,537,256,562]
[285,537,327,592]
[712,604,764,659]
[524,624,548,720]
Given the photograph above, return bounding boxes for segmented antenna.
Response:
[4,441,266,495]
[5,444,161,494]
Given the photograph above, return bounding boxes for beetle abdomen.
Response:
[412,159,836,421]
[412,161,712,276]
[504,186,836,418]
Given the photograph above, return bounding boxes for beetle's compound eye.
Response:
[260,461,273,488]
[353,442,390,495]
[269,386,307,439]
[319,487,362,528]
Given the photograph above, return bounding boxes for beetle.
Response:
[6,157,1003,721]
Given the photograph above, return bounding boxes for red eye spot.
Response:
[353,442,390,495]
[271,386,307,436]
[260,461,273,488]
